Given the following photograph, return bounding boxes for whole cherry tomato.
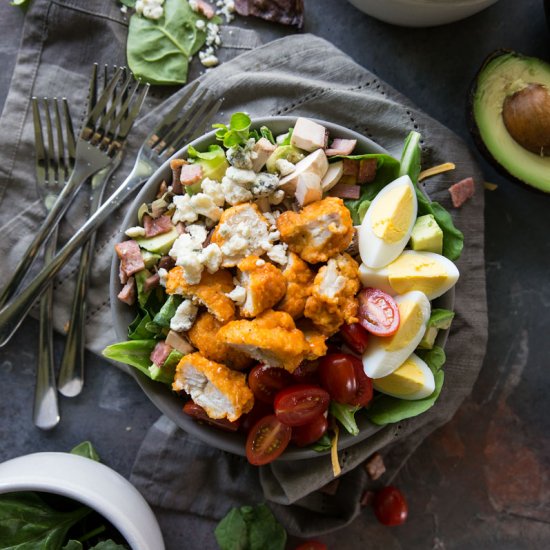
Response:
[373,486,408,526]
[340,322,369,354]
[295,542,328,550]
[291,414,328,447]
[318,353,357,404]
[246,414,291,466]
[274,385,330,427]
[358,288,400,336]
[248,364,294,404]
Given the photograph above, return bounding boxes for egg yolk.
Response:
[384,299,425,352]
[387,254,449,296]
[374,357,425,396]
[371,185,414,244]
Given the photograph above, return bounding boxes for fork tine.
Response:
[95,71,134,141]
[112,81,149,144]
[31,97,47,185]
[62,98,76,171]
[87,63,99,115]
[52,99,67,183]
[43,98,58,184]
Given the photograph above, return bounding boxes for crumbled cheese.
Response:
[226,140,256,170]
[251,173,280,198]
[267,243,288,265]
[201,178,225,206]
[201,243,222,273]
[216,0,235,22]
[196,19,206,30]
[170,299,198,332]
[125,226,146,238]
[189,0,198,10]
[186,223,208,244]
[199,52,219,68]
[255,259,265,267]
[217,216,273,262]
[226,166,256,186]
[262,211,277,227]
[275,158,295,176]
[158,268,168,287]
[226,284,246,306]
[174,192,223,223]
[172,194,198,224]
[206,22,221,46]
[136,0,164,20]
[120,4,128,14]
[269,189,285,205]
[221,177,253,205]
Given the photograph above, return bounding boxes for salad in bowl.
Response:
[104,113,463,467]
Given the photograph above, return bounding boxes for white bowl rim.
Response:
[0,452,164,550]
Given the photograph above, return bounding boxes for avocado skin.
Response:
[467,49,550,195]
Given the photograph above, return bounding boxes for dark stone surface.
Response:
[1,0,549,548]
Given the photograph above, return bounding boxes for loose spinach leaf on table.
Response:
[399,131,464,260]
[119,0,136,7]
[11,0,32,8]
[367,346,446,426]
[70,441,101,462]
[215,503,286,550]
[0,492,91,549]
[127,0,216,85]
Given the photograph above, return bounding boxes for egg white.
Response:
[359,250,459,300]
[359,175,417,269]
[372,353,435,400]
[362,290,431,379]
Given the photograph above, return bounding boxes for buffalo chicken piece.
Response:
[236,256,286,318]
[166,267,235,324]
[187,312,253,371]
[276,252,314,319]
[276,197,354,264]
[217,310,310,373]
[173,352,254,422]
[304,253,360,335]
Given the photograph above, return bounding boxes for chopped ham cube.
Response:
[115,240,145,278]
[449,177,475,207]
[180,164,203,186]
[342,158,358,177]
[117,277,136,305]
[170,159,186,194]
[143,273,160,293]
[290,117,328,152]
[119,262,128,285]
[143,214,174,237]
[357,158,377,184]
[325,138,357,156]
[150,341,173,367]
[328,183,361,199]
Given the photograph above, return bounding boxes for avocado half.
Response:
[469,50,550,193]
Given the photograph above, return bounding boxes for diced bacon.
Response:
[449,177,475,207]
[159,255,176,271]
[119,262,128,285]
[117,277,136,305]
[357,158,377,184]
[325,138,357,157]
[150,341,173,367]
[143,214,174,238]
[328,183,361,199]
[196,0,215,19]
[364,452,386,480]
[115,240,145,277]
[180,164,203,186]
[144,273,160,293]
[170,159,186,195]
[156,180,168,199]
[342,158,358,177]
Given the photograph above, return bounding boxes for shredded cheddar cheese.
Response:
[418,162,456,182]
[331,424,341,477]
[484,182,498,191]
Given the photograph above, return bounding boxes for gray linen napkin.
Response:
[0,0,487,541]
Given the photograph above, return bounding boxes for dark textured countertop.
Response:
[1,0,549,548]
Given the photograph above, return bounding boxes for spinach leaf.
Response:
[126,0,212,85]
[310,433,331,452]
[119,0,136,7]
[0,492,91,549]
[215,504,286,550]
[70,441,101,462]
[102,339,157,377]
[399,131,464,260]
[62,541,83,550]
[341,154,401,225]
[367,346,446,425]
[90,541,128,550]
[329,402,360,436]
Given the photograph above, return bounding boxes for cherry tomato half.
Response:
[246,414,291,466]
[291,414,328,447]
[340,322,369,354]
[249,364,294,404]
[318,354,357,404]
[358,288,400,337]
[274,385,330,427]
[183,401,240,432]
[373,486,408,526]
[295,542,328,550]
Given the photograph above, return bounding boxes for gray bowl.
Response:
[110,116,453,460]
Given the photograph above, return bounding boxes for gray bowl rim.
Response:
[109,115,454,461]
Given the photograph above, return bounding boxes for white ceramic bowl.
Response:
[0,452,165,550]
[347,0,499,27]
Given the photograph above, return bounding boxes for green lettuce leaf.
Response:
[128,310,155,340]
[213,112,252,148]
[187,144,229,183]
[102,340,157,377]
[145,295,181,335]
[367,346,446,426]
[148,348,182,384]
[329,402,361,436]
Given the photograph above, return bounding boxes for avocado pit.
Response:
[502,83,550,156]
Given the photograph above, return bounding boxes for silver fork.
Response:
[31,97,75,430]
[58,65,124,397]
[0,68,148,311]
[0,83,223,347]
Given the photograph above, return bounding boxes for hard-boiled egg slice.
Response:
[359,250,459,300]
[359,175,417,269]
[373,353,435,400]
[362,290,430,379]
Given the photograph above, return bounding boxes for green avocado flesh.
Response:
[472,51,550,193]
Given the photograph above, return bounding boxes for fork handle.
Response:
[0,166,147,347]
[33,228,60,430]
[0,161,102,310]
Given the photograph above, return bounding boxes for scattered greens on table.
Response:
[215,503,287,550]
[0,442,129,549]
